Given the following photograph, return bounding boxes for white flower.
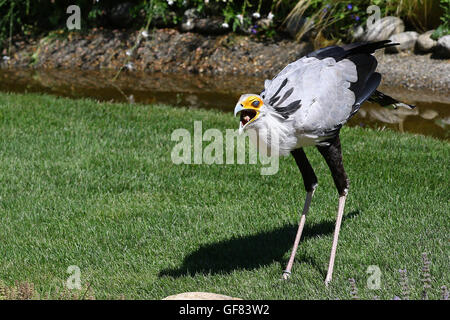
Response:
[252,12,260,19]
[141,30,149,38]
[221,22,229,28]
[267,12,274,20]
[236,14,243,24]
[204,0,209,4]
[126,50,132,56]
[125,62,134,70]
[2,56,10,61]
[167,0,174,5]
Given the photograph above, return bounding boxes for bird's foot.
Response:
[325,274,332,287]
[282,270,291,280]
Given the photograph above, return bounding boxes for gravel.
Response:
[375,51,450,92]
[1,28,449,93]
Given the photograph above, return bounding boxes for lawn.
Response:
[0,92,448,300]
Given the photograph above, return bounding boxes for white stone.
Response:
[351,25,365,41]
[416,30,437,53]
[163,292,242,300]
[420,109,439,120]
[435,35,450,58]
[386,31,419,53]
[181,18,195,32]
[363,16,404,42]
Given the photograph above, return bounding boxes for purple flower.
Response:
[347,4,352,10]
[355,15,360,21]
[251,25,258,34]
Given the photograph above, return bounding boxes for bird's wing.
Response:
[261,41,395,136]
[261,56,358,136]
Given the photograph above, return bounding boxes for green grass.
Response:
[0,92,448,300]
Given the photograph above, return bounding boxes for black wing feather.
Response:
[346,54,379,115]
[307,40,399,61]
[274,100,302,119]
[368,90,416,109]
[350,73,381,117]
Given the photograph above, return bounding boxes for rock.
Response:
[363,16,404,42]
[386,31,419,53]
[416,30,437,53]
[163,292,242,300]
[434,35,450,59]
[256,18,272,29]
[195,17,227,35]
[181,9,200,32]
[351,25,365,41]
[184,8,200,20]
[420,109,439,120]
[181,19,195,32]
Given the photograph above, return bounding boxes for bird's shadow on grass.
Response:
[159,210,360,278]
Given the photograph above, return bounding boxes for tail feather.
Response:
[342,40,399,56]
[307,40,399,61]
[368,90,415,109]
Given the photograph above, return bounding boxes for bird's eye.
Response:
[251,100,260,108]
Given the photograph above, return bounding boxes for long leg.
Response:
[317,134,349,286]
[282,148,318,280]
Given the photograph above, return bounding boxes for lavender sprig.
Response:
[441,286,448,300]
[421,252,432,300]
[349,278,358,300]
[398,268,409,300]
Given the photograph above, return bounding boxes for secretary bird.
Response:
[233,40,414,285]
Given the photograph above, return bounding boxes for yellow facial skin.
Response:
[240,95,263,126]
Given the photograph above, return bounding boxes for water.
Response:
[0,69,448,140]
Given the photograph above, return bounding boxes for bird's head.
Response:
[234,94,264,134]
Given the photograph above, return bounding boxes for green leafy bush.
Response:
[286,0,443,45]
[431,0,450,39]
[0,0,447,52]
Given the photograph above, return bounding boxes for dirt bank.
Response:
[1,28,449,92]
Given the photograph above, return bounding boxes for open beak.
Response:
[234,104,259,134]
[234,104,245,134]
